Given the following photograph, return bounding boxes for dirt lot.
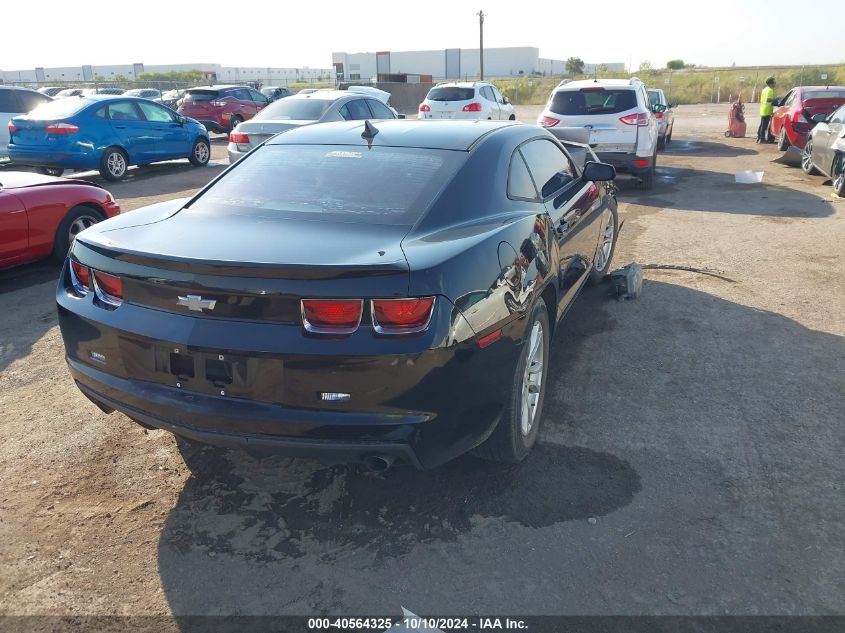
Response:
[1,106,843,621]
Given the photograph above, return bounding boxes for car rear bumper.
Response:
[595,151,653,174]
[70,359,426,468]
[8,146,99,169]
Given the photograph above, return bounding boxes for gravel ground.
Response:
[0,106,843,622]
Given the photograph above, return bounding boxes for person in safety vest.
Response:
[757,76,777,143]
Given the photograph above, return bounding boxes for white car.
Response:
[419,82,515,121]
[0,87,52,160]
[538,78,659,189]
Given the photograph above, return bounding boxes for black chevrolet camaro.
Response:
[57,119,618,470]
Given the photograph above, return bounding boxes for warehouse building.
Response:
[331,47,624,81]
[0,62,333,85]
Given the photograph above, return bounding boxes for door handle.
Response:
[114,125,126,129]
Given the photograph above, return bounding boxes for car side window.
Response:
[481,86,495,102]
[249,89,268,104]
[17,91,50,113]
[492,86,505,104]
[107,102,143,121]
[508,150,538,200]
[0,90,21,113]
[137,101,175,123]
[93,106,107,119]
[234,89,252,101]
[341,99,372,120]
[520,139,578,199]
[367,99,394,119]
[830,106,845,124]
[782,90,795,107]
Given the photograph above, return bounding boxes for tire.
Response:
[38,166,64,177]
[834,159,845,197]
[801,141,819,175]
[666,125,673,144]
[99,147,128,181]
[189,137,210,167]
[589,201,619,284]
[657,134,666,150]
[229,115,243,132]
[777,127,790,151]
[472,299,550,463]
[52,205,104,261]
[509,114,516,121]
[637,151,656,190]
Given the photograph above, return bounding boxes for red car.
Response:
[0,171,120,269]
[177,85,269,133]
[770,85,845,150]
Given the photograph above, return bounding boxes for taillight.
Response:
[301,299,363,334]
[93,270,123,307]
[69,259,90,295]
[654,111,664,120]
[211,100,226,107]
[462,102,482,112]
[229,132,249,144]
[620,112,649,126]
[45,122,80,135]
[419,103,431,112]
[539,116,560,128]
[7,121,18,134]
[371,298,435,334]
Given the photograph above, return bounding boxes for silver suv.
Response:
[0,87,52,159]
[538,78,659,189]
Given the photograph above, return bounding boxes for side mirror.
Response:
[652,103,667,113]
[669,103,678,109]
[502,97,509,105]
[397,114,406,119]
[811,112,828,124]
[771,98,781,107]
[178,115,187,126]
[582,161,616,182]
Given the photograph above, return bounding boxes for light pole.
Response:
[477,10,485,80]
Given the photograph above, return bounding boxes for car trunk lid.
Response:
[75,211,412,323]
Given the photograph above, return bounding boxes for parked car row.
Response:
[765,85,845,197]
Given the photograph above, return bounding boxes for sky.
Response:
[2,0,842,72]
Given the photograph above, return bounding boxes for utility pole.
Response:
[477,9,485,80]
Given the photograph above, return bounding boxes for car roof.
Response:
[796,85,845,92]
[557,79,639,91]
[433,82,484,88]
[267,119,523,151]
[187,85,248,91]
[287,90,365,102]
[0,85,42,94]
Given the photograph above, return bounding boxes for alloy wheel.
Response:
[594,208,616,272]
[107,152,126,178]
[194,141,209,164]
[68,215,98,244]
[802,143,814,172]
[520,321,544,436]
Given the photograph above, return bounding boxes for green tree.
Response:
[638,60,653,74]
[137,70,204,84]
[666,59,685,70]
[565,57,585,75]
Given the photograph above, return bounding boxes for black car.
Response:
[57,120,619,471]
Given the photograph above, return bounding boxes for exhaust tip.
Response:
[361,455,395,473]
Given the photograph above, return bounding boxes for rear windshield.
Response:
[25,98,89,120]
[189,144,463,225]
[255,98,333,121]
[184,90,219,102]
[427,87,475,102]
[550,88,638,115]
[803,90,845,101]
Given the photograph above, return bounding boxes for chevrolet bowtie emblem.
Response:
[177,294,217,312]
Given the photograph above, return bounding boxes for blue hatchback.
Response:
[8,95,210,180]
